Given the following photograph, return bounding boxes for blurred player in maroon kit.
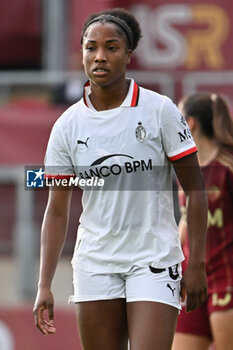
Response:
[173,93,233,350]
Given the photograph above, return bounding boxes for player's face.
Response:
[82,22,132,87]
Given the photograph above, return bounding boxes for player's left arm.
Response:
[172,152,208,312]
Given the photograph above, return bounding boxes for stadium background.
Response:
[0,0,232,348]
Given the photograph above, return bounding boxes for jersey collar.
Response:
[83,79,139,109]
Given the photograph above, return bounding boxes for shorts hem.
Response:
[175,329,212,338]
[127,298,181,310]
[68,295,125,304]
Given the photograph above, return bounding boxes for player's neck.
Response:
[89,79,129,111]
[195,137,219,166]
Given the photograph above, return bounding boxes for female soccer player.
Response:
[33,8,208,350]
[173,93,233,350]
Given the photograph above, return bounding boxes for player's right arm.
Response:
[33,185,73,335]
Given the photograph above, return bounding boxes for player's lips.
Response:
[92,67,109,76]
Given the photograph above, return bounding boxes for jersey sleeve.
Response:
[160,96,197,161]
[44,119,75,179]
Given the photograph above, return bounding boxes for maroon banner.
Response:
[68,0,114,69]
[0,0,41,67]
[69,0,233,105]
[0,99,66,165]
[0,307,82,350]
[115,0,232,71]
[69,0,232,71]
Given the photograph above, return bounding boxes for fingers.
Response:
[186,292,196,312]
[181,267,207,312]
[186,287,207,312]
[180,279,186,302]
[33,305,48,335]
[47,302,54,321]
[180,275,207,312]
[33,304,56,336]
[44,320,56,335]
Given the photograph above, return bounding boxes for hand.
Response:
[33,287,56,336]
[180,264,207,312]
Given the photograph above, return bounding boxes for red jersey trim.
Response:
[83,80,139,108]
[131,81,139,107]
[44,174,75,179]
[169,146,197,161]
[83,81,90,107]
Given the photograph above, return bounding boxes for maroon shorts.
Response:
[176,291,233,338]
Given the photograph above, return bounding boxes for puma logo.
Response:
[167,283,176,297]
[77,137,89,148]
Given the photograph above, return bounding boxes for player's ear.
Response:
[126,50,132,65]
[186,116,196,132]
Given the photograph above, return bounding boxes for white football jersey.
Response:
[44,79,197,272]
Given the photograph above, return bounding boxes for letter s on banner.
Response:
[130,4,192,68]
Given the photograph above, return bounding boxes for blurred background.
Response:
[0,0,232,349]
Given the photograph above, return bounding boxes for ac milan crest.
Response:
[135,121,146,142]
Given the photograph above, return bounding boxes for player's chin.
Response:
[90,76,113,87]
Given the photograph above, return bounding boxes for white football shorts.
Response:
[69,263,182,310]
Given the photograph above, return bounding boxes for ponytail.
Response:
[181,92,233,168]
[211,94,233,152]
[182,92,233,151]
[211,94,233,169]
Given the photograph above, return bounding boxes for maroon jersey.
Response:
[180,158,233,294]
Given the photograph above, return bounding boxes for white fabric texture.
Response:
[44,79,196,272]
[69,263,182,310]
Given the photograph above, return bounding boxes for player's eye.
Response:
[86,46,95,51]
[108,46,117,51]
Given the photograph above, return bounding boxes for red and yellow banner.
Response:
[70,0,232,71]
